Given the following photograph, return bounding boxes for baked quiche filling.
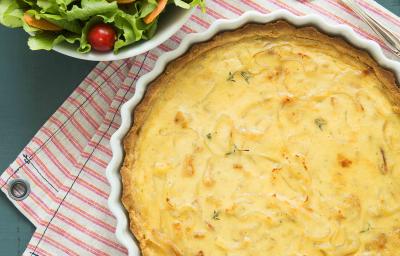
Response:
[122,21,400,256]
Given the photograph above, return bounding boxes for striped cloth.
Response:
[1,1,399,255]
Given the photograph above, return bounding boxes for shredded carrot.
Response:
[23,13,62,31]
[144,0,168,24]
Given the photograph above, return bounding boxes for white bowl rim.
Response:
[53,8,194,62]
[106,9,400,256]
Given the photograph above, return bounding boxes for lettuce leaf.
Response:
[137,1,157,18]
[56,0,76,12]
[23,0,35,7]
[36,0,59,14]
[173,0,191,9]
[26,9,82,34]
[0,0,24,28]
[65,0,118,21]
[113,12,144,52]
[28,32,81,50]
[188,0,206,12]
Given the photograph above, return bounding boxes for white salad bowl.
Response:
[106,9,400,256]
[53,6,194,61]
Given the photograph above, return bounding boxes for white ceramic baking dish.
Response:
[106,9,400,255]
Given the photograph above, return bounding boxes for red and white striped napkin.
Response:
[1,1,399,255]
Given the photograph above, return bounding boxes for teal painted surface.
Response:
[0,25,97,255]
[0,1,398,255]
[382,0,400,16]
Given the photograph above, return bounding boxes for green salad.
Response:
[0,0,205,53]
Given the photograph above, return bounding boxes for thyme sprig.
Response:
[225,144,250,156]
[314,118,327,131]
[360,223,371,233]
[240,71,251,83]
[227,72,236,82]
[212,210,220,220]
[227,71,252,83]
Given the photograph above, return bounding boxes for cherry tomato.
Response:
[88,23,116,52]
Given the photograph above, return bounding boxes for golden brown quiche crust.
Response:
[121,21,400,255]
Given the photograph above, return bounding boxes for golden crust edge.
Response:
[119,20,400,256]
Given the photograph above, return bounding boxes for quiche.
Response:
[121,21,400,256]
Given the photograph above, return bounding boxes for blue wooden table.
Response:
[0,1,399,255]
